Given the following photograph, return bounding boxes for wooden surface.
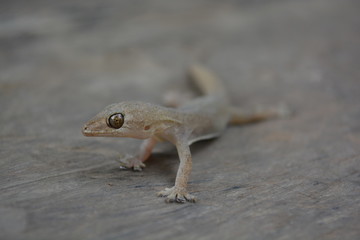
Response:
[1,0,360,239]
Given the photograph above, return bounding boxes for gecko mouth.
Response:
[82,127,110,137]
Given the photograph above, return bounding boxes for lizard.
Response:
[82,65,288,203]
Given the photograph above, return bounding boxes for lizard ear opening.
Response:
[107,113,124,129]
[144,125,151,131]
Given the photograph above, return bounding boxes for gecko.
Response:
[82,65,288,203]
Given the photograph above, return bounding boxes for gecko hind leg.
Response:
[163,90,194,108]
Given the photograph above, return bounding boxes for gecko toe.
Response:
[158,187,196,203]
[175,195,186,203]
[118,155,146,171]
[133,166,143,171]
[185,194,197,203]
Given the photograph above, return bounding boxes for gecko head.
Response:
[82,101,165,139]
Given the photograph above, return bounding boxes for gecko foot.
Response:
[157,186,196,203]
[118,154,145,171]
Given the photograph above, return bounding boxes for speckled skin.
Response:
[82,65,285,203]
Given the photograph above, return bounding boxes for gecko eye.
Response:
[107,113,124,129]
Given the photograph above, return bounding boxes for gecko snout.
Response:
[82,125,90,136]
[82,124,96,136]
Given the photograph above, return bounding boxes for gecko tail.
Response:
[188,65,226,96]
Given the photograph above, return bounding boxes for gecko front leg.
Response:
[158,140,196,203]
[119,137,157,171]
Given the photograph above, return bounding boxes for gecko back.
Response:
[178,65,232,144]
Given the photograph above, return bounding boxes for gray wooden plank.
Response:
[1,0,360,239]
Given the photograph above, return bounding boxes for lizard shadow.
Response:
[144,138,218,181]
[81,139,217,186]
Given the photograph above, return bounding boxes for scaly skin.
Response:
[82,65,288,203]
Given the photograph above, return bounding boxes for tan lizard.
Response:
[82,65,288,203]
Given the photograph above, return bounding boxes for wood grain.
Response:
[1,0,360,239]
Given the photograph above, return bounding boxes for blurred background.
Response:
[1,0,359,239]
